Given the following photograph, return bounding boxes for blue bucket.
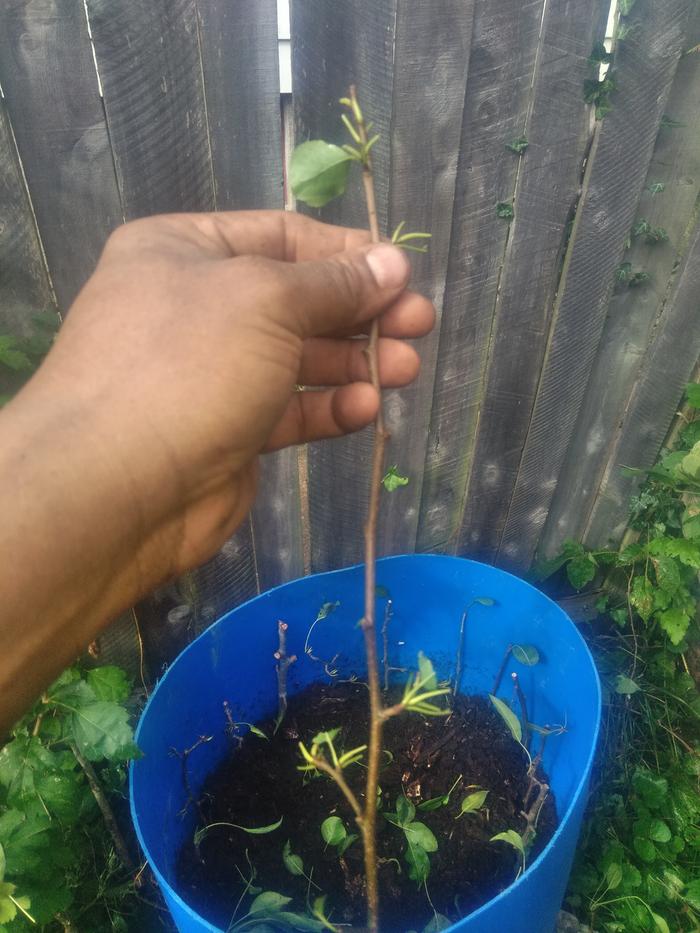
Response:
[130,555,600,933]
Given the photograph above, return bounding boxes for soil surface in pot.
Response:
[176,682,557,931]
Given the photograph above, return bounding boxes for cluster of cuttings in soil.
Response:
[177,682,556,931]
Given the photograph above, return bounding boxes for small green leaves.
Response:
[615,674,641,696]
[491,829,526,871]
[396,795,416,826]
[0,335,33,372]
[660,114,685,129]
[194,816,283,847]
[511,644,540,666]
[505,136,529,155]
[474,596,496,607]
[496,201,514,220]
[405,843,430,885]
[457,790,488,817]
[417,774,462,812]
[588,41,613,65]
[647,182,665,196]
[583,72,616,119]
[632,219,669,245]
[391,221,432,253]
[249,890,293,916]
[290,141,353,208]
[399,655,450,716]
[321,816,345,847]
[385,796,438,885]
[282,840,304,877]
[321,816,357,856]
[686,383,700,409]
[404,822,438,852]
[382,466,409,491]
[489,694,523,744]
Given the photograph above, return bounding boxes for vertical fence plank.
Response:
[291,0,397,571]
[540,6,700,556]
[0,0,123,310]
[198,0,302,589]
[584,222,700,546]
[0,101,54,333]
[455,0,607,562]
[86,0,214,217]
[86,0,259,620]
[415,0,546,554]
[376,1,475,556]
[497,0,693,570]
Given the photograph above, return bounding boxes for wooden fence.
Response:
[1,0,699,673]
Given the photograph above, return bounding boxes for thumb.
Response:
[273,243,411,337]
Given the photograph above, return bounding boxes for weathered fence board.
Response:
[291,0,397,571]
[376,0,475,556]
[584,219,700,546]
[86,0,214,218]
[456,0,608,563]
[0,0,122,310]
[497,0,694,569]
[416,0,547,554]
[0,101,54,334]
[540,4,700,556]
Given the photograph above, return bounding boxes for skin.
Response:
[0,210,434,732]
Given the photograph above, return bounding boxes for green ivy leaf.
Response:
[489,694,522,744]
[404,822,438,852]
[567,554,596,590]
[657,608,690,645]
[321,816,346,847]
[0,736,63,806]
[290,141,352,208]
[649,537,700,568]
[457,790,488,815]
[511,644,539,666]
[382,465,409,492]
[68,700,137,762]
[86,666,131,703]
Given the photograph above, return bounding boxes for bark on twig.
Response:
[511,672,530,749]
[169,734,213,820]
[274,621,297,730]
[492,645,512,695]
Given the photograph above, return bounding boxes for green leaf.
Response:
[405,840,430,885]
[249,891,293,915]
[417,795,449,812]
[249,725,269,740]
[276,911,326,932]
[316,601,339,621]
[416,652,437,692]
[633,836,656,862]
[321,816,346,848]
[282,840,304,877]
[686,384,700,409]
[589,41,613,64]
[0,736,64,806]
[457,790,488,816]
[511,644,539,666]
[382,465,409,492]
[649,537,700,568]
[396,796,416,826]
[195,817,283,846]
[423,914,451,933]
[649,819,671,843]
[505,137,529,154]
[633,769,668,808]
[684,879,700,911]
[496,201,514,220]
[290,141,352,208]
[657,608,690,645]
[0,845,4,882]
[404,822,438,853]
[606,862,623,890]
[651,912,670,933]
[490,830,525,858]
[567,555,596,590]
[0,809,53,876]
[0,336,32,372]
[338,832,358,856]
[489,694,522,744]
[86,666,131,702]
[681,441,700,480]
[474,596,496,606]
[630,576,654,622]
[68,700,137,761]
[614,674,640,696]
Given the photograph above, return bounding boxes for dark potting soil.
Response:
[176,683,557,932]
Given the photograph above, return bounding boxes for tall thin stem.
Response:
[351,83,386,933]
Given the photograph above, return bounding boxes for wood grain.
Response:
[0,99,54,334]
[540,4,700,556]
[416,0,546,554]
[0,0,122,309]
[498,0,694,570]
[456,0,607,562]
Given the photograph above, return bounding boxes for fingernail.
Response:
[365,244,410,289]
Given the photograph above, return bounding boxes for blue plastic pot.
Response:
[130,555,601,933]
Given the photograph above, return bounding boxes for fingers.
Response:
[298,337,420,387]
[263,383,378,452]
[202,210,372,261]
[340,289,435,339]
[253,242,411,338]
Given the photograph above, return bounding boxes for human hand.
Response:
[28,210,434,584]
